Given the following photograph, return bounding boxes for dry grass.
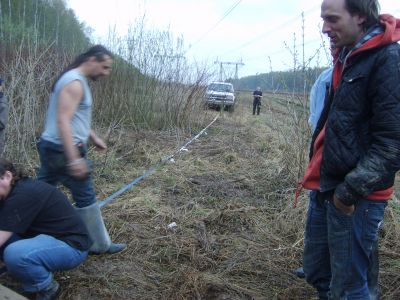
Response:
[2,93,400,299]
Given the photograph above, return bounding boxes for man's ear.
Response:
[356,15,367,27]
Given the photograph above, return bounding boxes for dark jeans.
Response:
[253,98,261,115]
[36,138,96,208]
[303,191,386,300]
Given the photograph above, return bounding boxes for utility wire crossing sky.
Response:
[67,0,400,78]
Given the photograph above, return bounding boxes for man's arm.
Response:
[57,80,88,179]
[0,231,12,248]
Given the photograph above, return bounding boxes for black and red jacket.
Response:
[300,15,400,206]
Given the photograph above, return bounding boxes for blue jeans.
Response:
[303,191,386,300]
[36,138,96,208]
[1,234,88,292]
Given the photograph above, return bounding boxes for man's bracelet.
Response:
[67,158,85,167]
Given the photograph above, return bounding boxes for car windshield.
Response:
[208,83,233,93]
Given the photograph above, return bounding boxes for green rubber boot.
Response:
[75,202,126,254]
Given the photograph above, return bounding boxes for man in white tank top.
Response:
[37,45,126,254]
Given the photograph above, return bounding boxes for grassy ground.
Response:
[2,93,400,299]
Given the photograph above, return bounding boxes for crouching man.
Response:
[0,158,91,300]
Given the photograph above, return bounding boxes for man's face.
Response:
[89,55,113,81]
[0,171,12,201]
[321,0,366,49]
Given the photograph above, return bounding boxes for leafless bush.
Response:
[1,17,215,167]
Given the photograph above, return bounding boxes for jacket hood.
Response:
[352,14,400,55]
[332,14,400,90]
[378,14,400,44]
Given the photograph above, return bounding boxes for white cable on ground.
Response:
[99,116,219,208]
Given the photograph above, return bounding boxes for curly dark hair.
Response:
[0,158,27,185]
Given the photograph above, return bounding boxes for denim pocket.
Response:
[362,202,386,243]
[329,200,353,221]
[305,192,327,238]
[37,140,67,172]
[328,201,353,240]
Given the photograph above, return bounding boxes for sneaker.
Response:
[107,243,127,254]
[36,279,61,300]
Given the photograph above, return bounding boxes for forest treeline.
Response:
[0,0,89,51]
[231,67,328,93]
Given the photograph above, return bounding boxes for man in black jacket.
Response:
[299,0,400,299]
[252,86,262,115]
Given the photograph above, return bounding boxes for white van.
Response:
[205,82,235,111]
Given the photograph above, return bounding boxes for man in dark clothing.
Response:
[298,0,400,299]
[252,86,262,115]
[0,158,91,300]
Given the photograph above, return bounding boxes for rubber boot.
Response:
[75,202,126,254]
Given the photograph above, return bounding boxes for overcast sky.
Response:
[67,0,400,78]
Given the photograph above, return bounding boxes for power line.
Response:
[217,5,319,58]
[185,0,242,53]
[220,5,400,60]
[244,37,324,63]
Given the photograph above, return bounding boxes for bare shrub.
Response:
[1,16,215,167]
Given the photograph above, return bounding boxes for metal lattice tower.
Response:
[214,60,245,81]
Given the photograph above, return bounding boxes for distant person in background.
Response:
[37,45,126,254]
[0,158,91,300]
[252,86,262,115]
[0,78,9,156]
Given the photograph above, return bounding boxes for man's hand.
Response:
[92,136,107,151]
[89,130,107,151]
[333,195,355,216]
[68,159,89,180]
[0,231,12,248]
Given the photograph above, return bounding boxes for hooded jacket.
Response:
[300,15,400,206]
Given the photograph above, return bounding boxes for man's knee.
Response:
[3,243,27,272]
